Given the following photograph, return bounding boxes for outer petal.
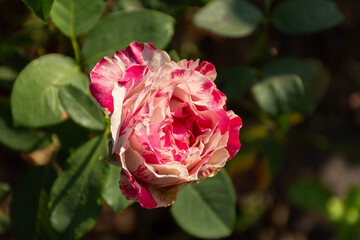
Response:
[118,147,189,208]
[90,56,124,113]
[225,110,242,159]
[90,42,171,113]
[120,169,186,208]
[177,59,217,81]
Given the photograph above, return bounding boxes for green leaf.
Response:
[112,0,143,11]
[251,74,304,116]
[171,170,236,239]
[299,60,330,115]
[0,101,52,151]
[263,57,315,85]
[287,180,332,213]
[58,85,105,131]
[271,0,344,34]
[193,0,263,38]
[49,136,108,240]
[217,66,257,101]
[22,0,54,21]
[11,166,59,240]
[263,58,330,115]
[50,0,106,37]
[102,164,133,214]
[11,54,89,128]
[82,9,175,68]
[168,49,180,62]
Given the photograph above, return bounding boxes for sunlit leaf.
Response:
[11,166,59,240]
[102,164,133,214]
[82,9,175,68]
[58,85,105,131]
[50,0,106,37]
[271,0,343,34]
[193,0,263,37]
[22,0,54,21]
[49,136,108,239]
[251,74,304,116]
[171,170,236,239]
[11,54,89,128]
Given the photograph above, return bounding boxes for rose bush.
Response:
[90,42,242,208]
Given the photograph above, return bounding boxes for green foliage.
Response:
[11,54,89,128]
[102,164,133,214]
[1,0,354,239]
[11,166,59,240]
[171,170,236,239]
[263,58,330,115]
[58,85,105,131]
[50,0,106,37]
[0,100,52,151]
[49,136,108,239]
[251,74,304,117]
[22,0,54,21]
[82,9,175,68]
[193,0,263,38]
[271,0,344,34]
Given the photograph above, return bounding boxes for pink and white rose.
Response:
[90,42,242,208]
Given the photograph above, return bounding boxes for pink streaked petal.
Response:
[225,110,242,159]
[90,56,124,113]
[123,144,188,184]
[137,183,158,209]
[123,42,147,64]
[119,169,158,209]
[177,59,200,70]
[172,70,215,105]
[177,59,217,81]
[119,170,138,200]
[210,89,227,109]
[123,64,149,93]
[215,109,231,134]
[110,83,126,153]
[187,149,214,179]
[122,42,171,72]
[194,61,217,81]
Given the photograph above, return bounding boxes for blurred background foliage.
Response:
[0,0,360,239]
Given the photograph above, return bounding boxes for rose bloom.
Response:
[90,42,242,208]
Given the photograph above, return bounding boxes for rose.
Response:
[90,42,242,208]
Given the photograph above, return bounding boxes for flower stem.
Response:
[71,36,81,66]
